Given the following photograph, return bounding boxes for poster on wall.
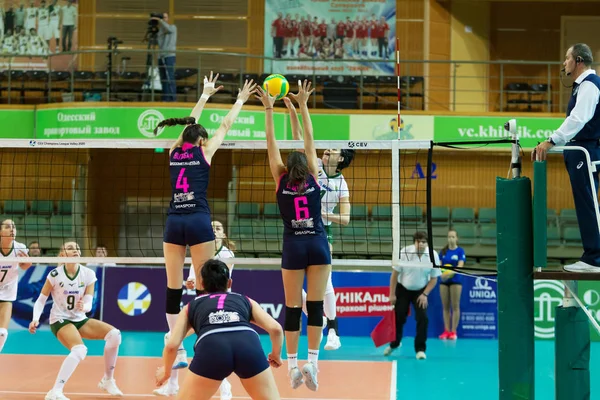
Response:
[0,0,79,72]
[263,0,396,76]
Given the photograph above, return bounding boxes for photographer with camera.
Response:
[151,13,177,102]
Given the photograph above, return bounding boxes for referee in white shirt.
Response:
[384,231,441,360]
[533,43,600,273]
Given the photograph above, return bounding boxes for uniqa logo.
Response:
[469,277,496,299]
[533,280,564,339]
[137,109,165,138]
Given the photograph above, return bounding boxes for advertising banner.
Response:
[457,276,497,339]
[35,107,286,141]
[434,116,563,149]
[349,114,434,140]
[264,0,396,76]
[9,264,104,330]
[0,109,35,139]
[102,268,285,332]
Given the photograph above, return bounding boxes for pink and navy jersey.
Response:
[168,144,210,214]
[276,173,326,239]
[187,292,254,340]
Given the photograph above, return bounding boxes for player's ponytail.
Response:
[154,117,196,135]
[201,259,230,293]
[223,237,236,251]
[287,151,309,194]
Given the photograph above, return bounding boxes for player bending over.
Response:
[30,241,123,400]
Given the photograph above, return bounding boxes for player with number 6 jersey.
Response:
[29,242,123,400]
[256,80,331,392]
[0,219,32,354]
[155,260,283,400]
[155,72,257,396]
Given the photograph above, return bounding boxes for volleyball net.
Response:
[0,139,435,267]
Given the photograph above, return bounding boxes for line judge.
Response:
[533,43,600,273]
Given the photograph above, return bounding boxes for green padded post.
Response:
[555,306,591,400]
[533,161,547,268]
[497,177,534,400]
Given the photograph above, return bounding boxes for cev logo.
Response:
[138,109,165,138]
[118,282,152,316]
[533,280,564,339]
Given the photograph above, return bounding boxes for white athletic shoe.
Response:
[45,390,70,400]
[164,333,189,370]
[219,378,233,400]
[324,330,341,351]
[98,377,124,396]
[289,366,304,389]
[416,351,427,360]
[383,342,401,356]
[301,362,319,391]
[153,382,179,397]
[563,261,600,273]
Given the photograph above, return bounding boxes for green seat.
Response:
[547,226,561,247]
[5,200,27,214]
[368,226,393,243]
[236,202,260,218]
[50,215,73,234]
[350,205,368,220]
[563,226,581,247]
[229,224,254,239]
[480,224,496,245]
[341,226,368,241]
[263,225,283,240]
[453,223,477,245]
[547,208,558,226]
[24,216,51,234]
[430,207,449,226]
[31,200,54,215]
[263,203,279,219]
[371,205,392,220]
[451,207,475,223]
[478,208,496,224]
[559,209,578,226]
[400,206,423,222]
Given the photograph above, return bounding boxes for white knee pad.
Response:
[70,344,87,362]
[104,329,122,348]
[0,327,8,338]
[325,272,335,296]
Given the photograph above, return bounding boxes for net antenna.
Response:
[505,119,522,179]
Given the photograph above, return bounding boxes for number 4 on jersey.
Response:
[176,168,190,193]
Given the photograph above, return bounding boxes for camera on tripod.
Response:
[148,12,163,32]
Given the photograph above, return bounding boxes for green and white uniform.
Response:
[47,264,97,335]
[188,245,235,290]
[317,158,350,244]
[0,241,28,302]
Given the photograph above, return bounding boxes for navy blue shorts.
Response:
[189,329,269,381]
[281,235,331,270]
[163,213,215,246]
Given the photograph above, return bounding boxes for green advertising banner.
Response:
[350,114,434,140]
[434,116,563,149]
[283,113,350,140]
[0,109,35,138]
[35,107,286,141]
[534,279,600,341]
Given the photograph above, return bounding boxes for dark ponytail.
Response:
[201,259,230,293]
[154,117,196,135]
[337,149,355,172]
[287,151,309,194]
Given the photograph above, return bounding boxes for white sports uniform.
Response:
[187,245,235,291]
[29,34,47,56]
[1,36,16,54]
[37,7,51,41]
[47,264,97,324]
[317,158,349,295]
[0,241,28,302]
[48,6,60,41]
[24,7,37,33]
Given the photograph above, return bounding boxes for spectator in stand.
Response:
[86,245,117,268]
[28,241,42,257]
[271,12,284,59]
[14,4,25,33]
[61,0,77,52]
[377,16,390,59]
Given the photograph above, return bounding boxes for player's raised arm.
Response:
[283,97,304,140]
[203,79,257,160]
[190,71,223,121]
[255,85,286,183]
[289,80,318,176]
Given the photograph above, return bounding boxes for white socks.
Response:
[103,329,121,380]
[287,353,298,371]
[324,291,337,320]
[166,313,178,331]
[0,328,7,352]
[308,349,319,368]
[169,370,179,386]
[54,344,87,391]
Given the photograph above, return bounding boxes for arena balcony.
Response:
[0,49,578,113]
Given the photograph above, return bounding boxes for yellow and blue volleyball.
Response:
[262,74,289,100]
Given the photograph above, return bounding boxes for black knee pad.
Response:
[166,287,183,314]
[284,307,302,332]
[306,301,324,327]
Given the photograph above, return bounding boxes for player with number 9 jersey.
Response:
[46,263,97,328]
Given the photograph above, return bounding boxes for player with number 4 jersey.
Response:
[29,242,123,400]
[0,219,32,354]
[256,80,331,392]
[154,72,257,396]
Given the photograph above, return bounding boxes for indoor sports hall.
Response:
[2,1,600,400]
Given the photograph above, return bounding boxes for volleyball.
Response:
[262,74,289,100]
